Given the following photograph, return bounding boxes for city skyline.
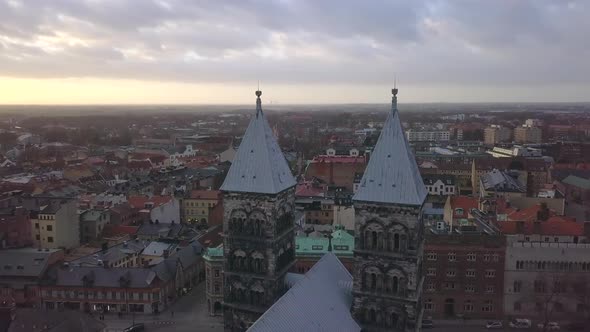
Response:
[1,0,589,104]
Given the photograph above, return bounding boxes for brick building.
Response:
[423,233,506,320]
[0,206,32,249]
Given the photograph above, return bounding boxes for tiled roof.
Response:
[562,175,590,190]
[499,216,581,236]
[353,91,427,206]
[189,189,221,200]
[128,195,173,209]
[449,196,478,219]
[248,253,360,332]
[220,90,296,194]
[0,248,60,277]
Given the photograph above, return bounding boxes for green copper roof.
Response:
[295,229,354,257]
[203,246,224,261]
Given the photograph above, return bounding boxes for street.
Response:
[104,282,223,332]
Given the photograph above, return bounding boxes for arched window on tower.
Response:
[393,233,400,251]
[371,273,377,290]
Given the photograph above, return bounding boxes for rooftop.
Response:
[248,253,360,332]
[353,90,426,206]
[220,90,296,194]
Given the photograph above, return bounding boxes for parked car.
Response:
[422,319,434,329]
[510,318,532,329]
[123,323,145,332]
[537,322,560,330]
[486,321,503,329]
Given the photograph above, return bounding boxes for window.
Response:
[48,237,54,243]
[492,254,499,262]
[467,253,476,262]
[514,302,522,312]
[534,280,546,293]
[485,285,495,293]
[427,253,437,261]
[446,270,456,278]
[554,302,563,312]
[483,254,490,262]
[465,269,475,278]
[544,237,550,242]
[427,268,436,276]
[46,225,53,231]
[516,261,524,269]
[35,223,39,229]
[513,281,522,293]
[426,283,435,292]
[482,300,494,312]
[448,253,456,262]
[485,270,496,278]
[444,282,455,290]
[36,235,40,240]
[214,283,220,293]
[424,299,434,311]
[464,301,474,312]
[214,269,220,277]
[525,236,530,242]
[465,284,475,293]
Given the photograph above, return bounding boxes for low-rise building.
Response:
[479,169,527,199]
[0,248,64,307]
[41,242,202,315]
[182,190,222,225]
[423,175,456,196]
[128,195,180,224]
[0,206,32,249]
[501,218,590,321]
[79,209,111,243]
[423,233,506,319]
[31,200,79,250]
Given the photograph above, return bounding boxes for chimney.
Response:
[516,221,525,234]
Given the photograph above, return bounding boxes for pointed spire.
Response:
[391,76,398,114]
[220,88,296,194]
[353,88,427,206]
[255,85,263,117]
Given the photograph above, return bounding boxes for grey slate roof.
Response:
[220,91,296,194]
[0,248,60,277]
[248,252,360,332]
[353,91,427,206]
[49,266,156,288]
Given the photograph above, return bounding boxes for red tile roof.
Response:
[189,190,221,200]
[449,196,478,219]
[295,182,326,197]
[102,224,139,237]
[128,195,173,209]
[499,216,581,236]
[507,204,552,222]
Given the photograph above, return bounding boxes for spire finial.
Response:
[255,83,263,117]
[391,77,398,114]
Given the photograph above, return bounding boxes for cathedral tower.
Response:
[351,87,427,331]
[220,89,297,331]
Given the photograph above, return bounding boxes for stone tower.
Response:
[220,89,297,332]
[351,87,427,331]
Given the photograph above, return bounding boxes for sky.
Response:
[0,0,589,104]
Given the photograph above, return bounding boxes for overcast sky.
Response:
[1,0,589,104]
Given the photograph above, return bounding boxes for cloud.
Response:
[0,0,588,88]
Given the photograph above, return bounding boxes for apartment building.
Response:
[31,200,79,249]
